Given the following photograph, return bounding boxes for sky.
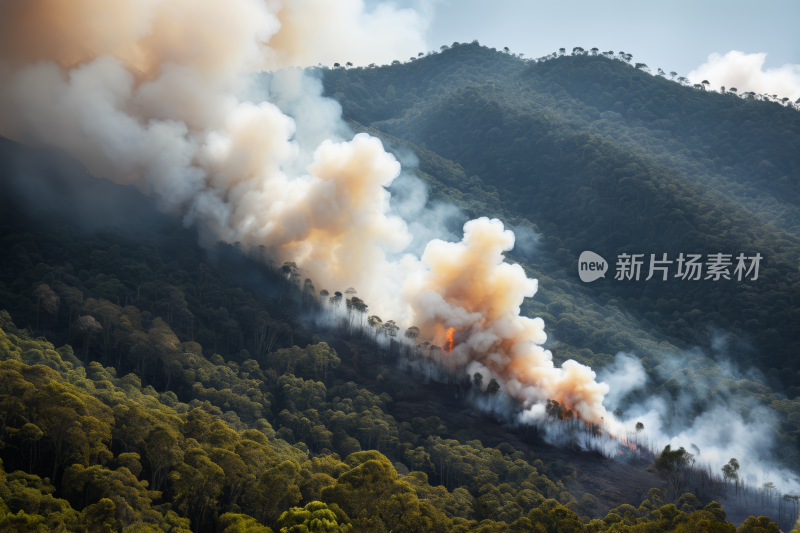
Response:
[363,0,800,99]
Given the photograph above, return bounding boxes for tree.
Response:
[504,47,510,53]
[486,379,500,395]
[635,422,644,433]
[652,445,695,495]
[83,298,122,361]
[657,68,666,76]
[701,80,710,90]
[329,291,343,307]
[217,513,273,533]
[276,501,353,533]
[32,284,59,334]
[737,516,780,533]
[76,315,102,362]
[368,315,383,342]
[345,62,352,68]
[334,63,340,68]
[78,498,117,533]
[170,449,225,532]
[472,373,483,390]
[382,320,399,337]
[143,425,183,490]
[418,52,424,57]
[196,263,212,304]
[404,326,419,342]
[245,460,302,525]
[305,342,340,382]
[121,263,153,301]
[721,458,740,482]
[558,48,566,56]
[30,382,112,481]
[590,47,599,55]
[634,63,650,72]
[321,453,440,532]
[669,71,678,79]
[61,286,84,334]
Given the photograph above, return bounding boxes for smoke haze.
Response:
[599,344,800,493]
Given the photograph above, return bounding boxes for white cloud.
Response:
[688,50,800,101]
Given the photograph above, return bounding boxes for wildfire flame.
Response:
[444,327,455,353]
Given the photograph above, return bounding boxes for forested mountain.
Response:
[320,41,800,381]
[0,41,799,533]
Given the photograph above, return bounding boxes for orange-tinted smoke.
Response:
[0,0,418,321]
[0,0,278,81]
[404,218,610,424]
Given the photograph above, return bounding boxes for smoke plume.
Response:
[688,50,800,101]
[0,0,610,422]
[404,218,610,423]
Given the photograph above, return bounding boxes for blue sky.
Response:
[370,0,799,79]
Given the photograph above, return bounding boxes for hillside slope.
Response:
[322,43,800,381]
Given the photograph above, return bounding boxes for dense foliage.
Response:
[0,324,779,532]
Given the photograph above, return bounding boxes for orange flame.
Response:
[444,328,455,353]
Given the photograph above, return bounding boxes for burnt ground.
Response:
[326,337,667,519]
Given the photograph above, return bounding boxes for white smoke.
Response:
[599,347,800,494]
[596,352,647,410]
[688,51,800,101]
